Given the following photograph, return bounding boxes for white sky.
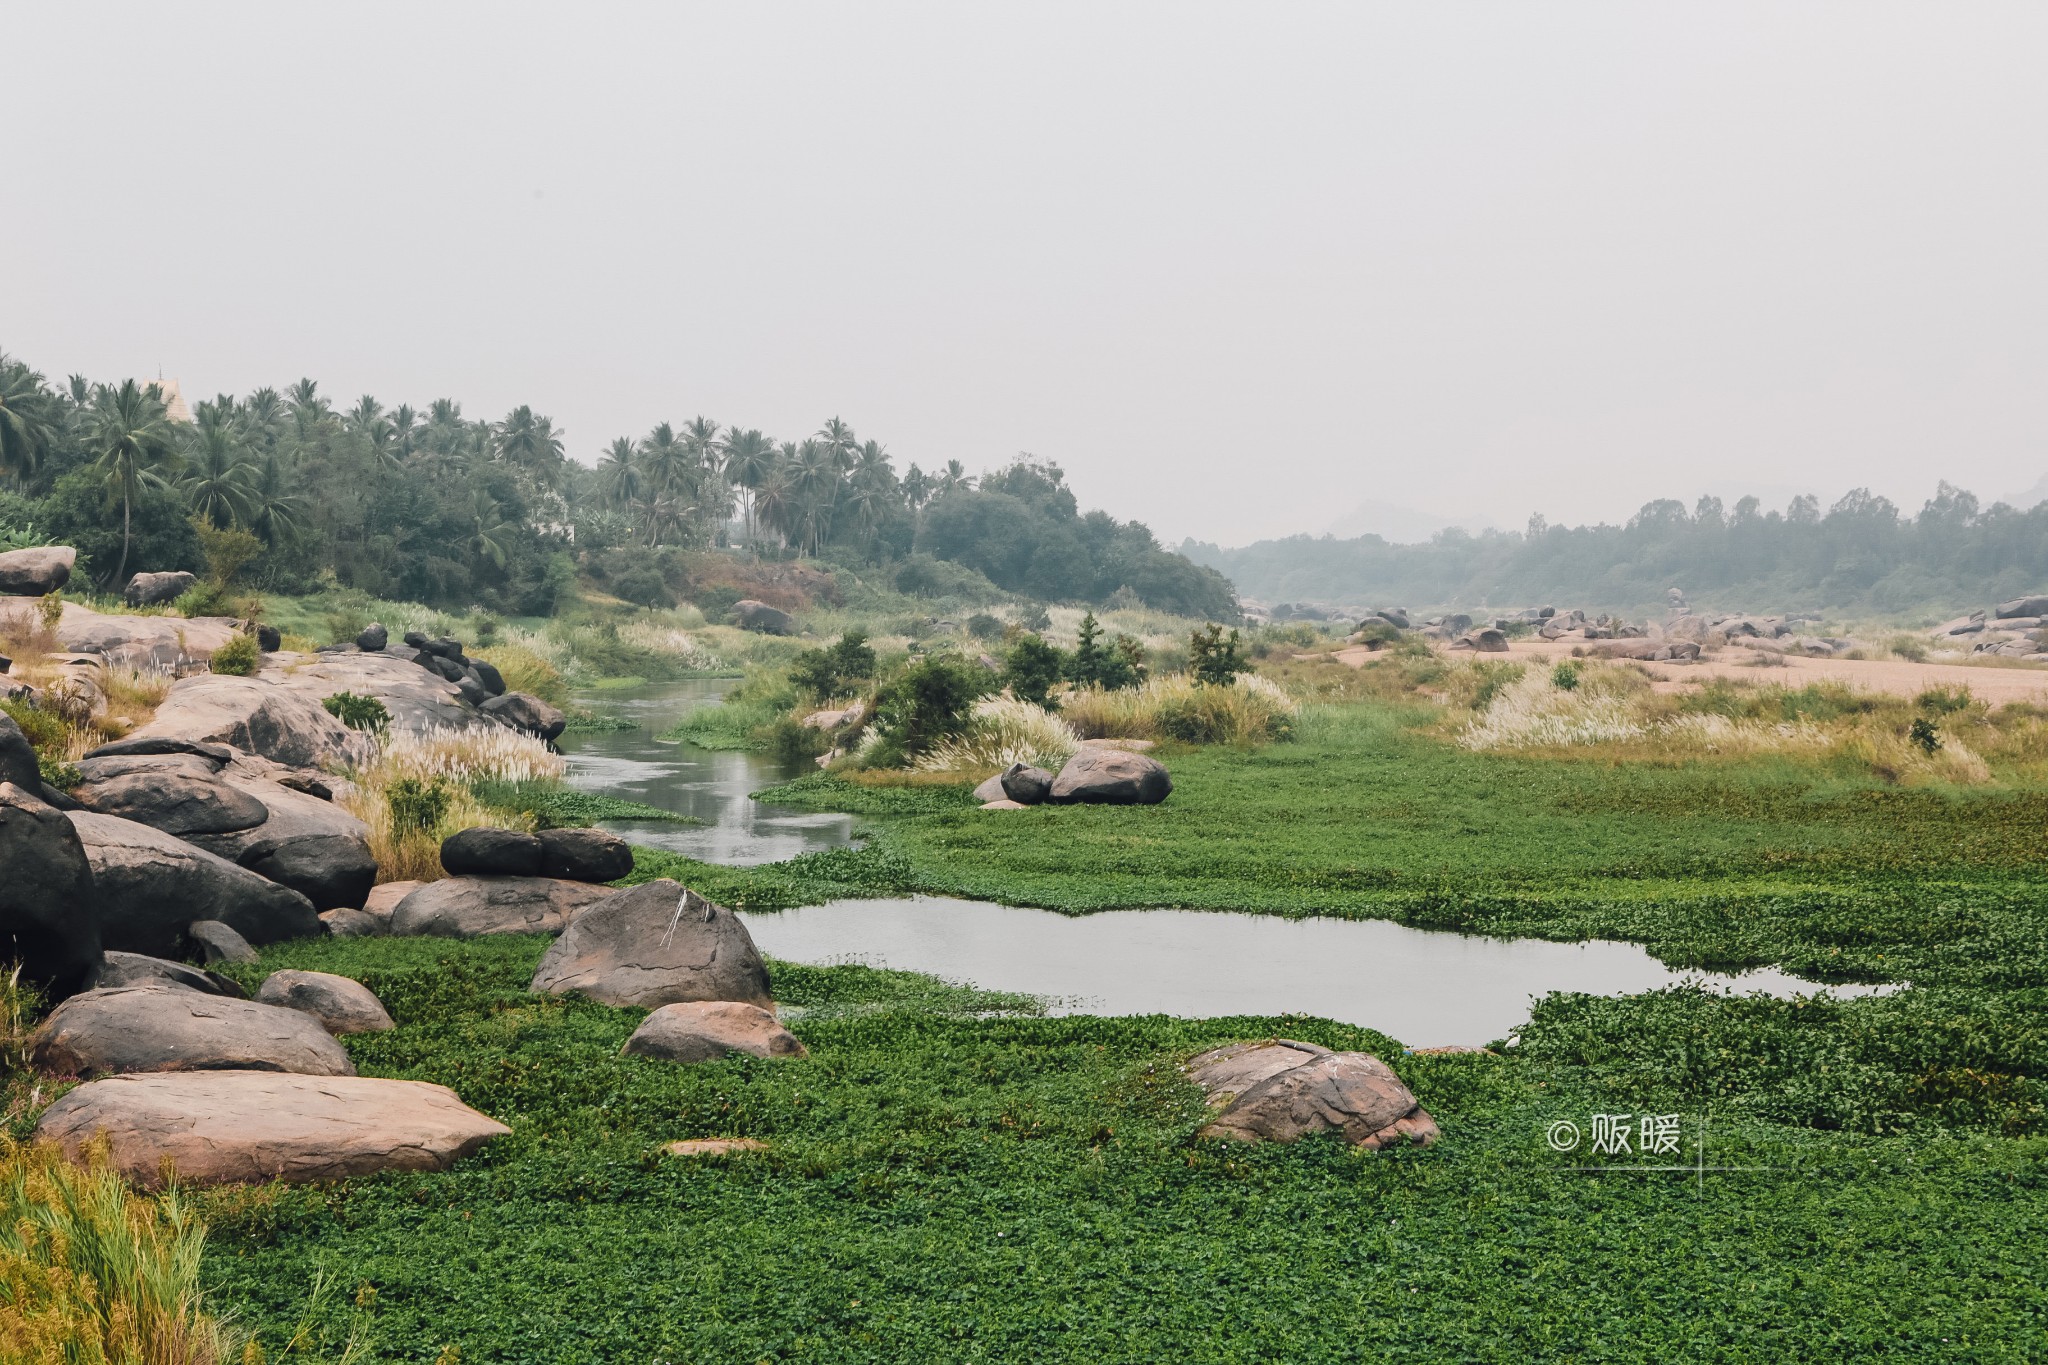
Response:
[6,3,2044,546]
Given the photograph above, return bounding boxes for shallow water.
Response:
[563,681,1888,1042]
[739,896,1890,1048]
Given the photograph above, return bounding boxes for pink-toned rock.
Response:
[662,1137,769,1158]
[1187,1039,1438,1150]
[1048,748,1172,805]
[529,881,770,1009]
[255,970,394,1035]
[35,1071,510,1188]
[389,876,615,937]
[28,984,355,1078]
[622,1001,806,1063]
[362,880,421,928]
[979,799,1029,811]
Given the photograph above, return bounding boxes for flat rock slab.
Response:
[622,1001,806,1062]
[122,672,373,769]
[89,950,245,998]
[389,876,616,937]
[36,1071,510,1188]
[69,772,273,839]
[531,880,771,1009]
[256,970,394,1035]
[1188,1039,1439,1150]
[29,984,356,1078]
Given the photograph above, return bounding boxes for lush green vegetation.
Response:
[176,933,2048,1360]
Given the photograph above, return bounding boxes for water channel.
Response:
[559,681,1889,1047]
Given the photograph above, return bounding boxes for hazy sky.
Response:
[7,4,2045,546]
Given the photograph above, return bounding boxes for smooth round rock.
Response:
[537,827,633,883]
[256,970,394,1035]
[440,826,545,877]
[28,983,355,1078]
[622,1001,806,1063]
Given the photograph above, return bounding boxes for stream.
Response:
[559,681,1889,1047]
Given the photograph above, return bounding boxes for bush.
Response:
[1061,673,1298,746]
[387,776,455,836]
[209,632,260,676]
[870,654,996,763]
[893,554,1004,602]
[322,691,391,733]
[171,581,236,618]
[1016,602,1052,632]
[1350,620,1403,650]
[1002,634,1067,710]
[1551,660,1581,691]
[1069,612,1141,690]
[966,612,1004,642]
[760,715,834,763]
[1188,623,1248,686]
[691,584,744,622]
[788,631,877,701]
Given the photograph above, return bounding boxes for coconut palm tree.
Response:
[85,379,182,587]
[0,356,57,486]
[753,458,797,550]
[790,439,841,555]
[718,427,777,551]
[390,404,419,459]
[246,451,305,546]
[597,437,642,511]
[817,416,859,474]
[462,489,517,569]
[934,459,975,496]
[243,387,286,452]
[288,379,331,442]
[902,462,932,512]
[638,423,690,504]
[183,414,258,529]
[844,440,897,544]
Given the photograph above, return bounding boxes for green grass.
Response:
[191,935,2048,1361]
[473,779,696,830]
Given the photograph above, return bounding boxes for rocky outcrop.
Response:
[478,691,566,741]
[361,880,419,931]
[530,881,772,1009]
[537,827,633,883]
[69,771,271,837]
[621,1001,805,1062]
[187,774,377,911]
[0,546,74,595]
[388,876,616,937]
[441,827,545,877]
[68,811,322,957]
[0,781,102,1001]
[34,1071,510,1188]
[124,673,370,769]
[1048,748,1172,805]
[999,763,1054,805]
[356,623,388,651]
[28,983,355,1078]
[124,571,198,607]
[318,908,383,938]
[732,599,795,635]
[89,950,245,997]
[1187,1040,1438,1149]
[0,715,43,791]
[55,606,243,671]
[255,970,394,1035]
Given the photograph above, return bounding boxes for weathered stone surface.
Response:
[1048,748,1172,805]
[356,623,388,651]
[478,691,566,741]
[732,599,795,635]
[319,907,383,938]
[388,876,616,937]
[0,713,42,789]
[537,827,633,883]
[999,763,1054,805]
[441,826,545,877]
[73,752,222,783]
[124,673,371,768]
[187,777,376,911]
[70,771,271,836]
[361,880,419,929]
[264,650,490,737]
[0,545,74,595]
[55,607,243,670]
[256,970,394,1035]
[34,1071,509,1188]
[29,984,355,1078]
[1996,595,2048,619]
[68,811,322,958]
[971,773,1008,804]
[530,880,772,1009]
[188,920,258,964]
[0,781,102,1001]
[89,950,246,997]
[124,570,198,607]
[1187,1040,1438,1149]
[979,799,1029,810]
[622,1001,806,1063]
[82,735,235,764]
[469,658,506,696]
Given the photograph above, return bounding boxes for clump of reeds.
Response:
[471,643,569,706]
[612,621,727,671]
[340,728,553,882]
[913,696,1081,774]
[1060,672,1298,745]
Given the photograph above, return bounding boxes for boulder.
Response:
[34,1071,509,1188]
[801,708,848,730]
[479,691,566,741]
[0,712,41,789]
[1188,1039,1438,1150]
[1451,628,1509,652]
[255,970,394,1035]
[67,811,322,958]
[388,876,616,937]
[124,570,198,607]
[1373,608,1411,629]
[186,776,377,911]
[442,826,546,877]
[971,772,1008,804]
[424,636,467,662]
[0,781,102,1001]
[28,983,355,1078]
[124,673,370,769]
[69,771,271,837]
[537,827,633,883]
[530,880,771,1009]
[82,735,234,764]
[188,920,258,964]
[402,631,429,649]
[356,623,388,652]
[56,608,242,670]
[275,650,491,737]
[1997,596,2048,619]
[621,1001,806,1063]
[255,623,281,652]
[362,880,420,930]
[1048,748,1172,805]
[0,545,74,596]
[731,599,795,635]
[74,752,222,783]
[999,763,1054,805]
[469,659,506,696]
[318,908,383,938]
[979,799,1029,810]
[89,950,246,998]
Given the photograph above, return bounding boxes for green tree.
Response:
[1188,623,1248,686]
[0,355,58,486]
[789,631,878,700]
[85,379,182,587]
[182,416,257,529]
[597,437,642,511]
[1002,634,1067,710]
[873,654,991,760]
[719,427,777,552]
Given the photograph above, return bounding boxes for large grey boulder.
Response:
[388,876,616,937]
[124,673,370,769]
[537,827,633,883]
[0,545,74,595]
[34,1071,509,1188]
[1048,748,1172,805]
[57,608,242,671]
[999,763,1054,805]
[1187,1039,1438,1149]
[621,1001,805,1062]
[1996,595,2048,619]
[256,970,394,1035]
[185,776,377,911]
[441,826,545,877]
[356,623,388,652]
[89,950,245,998]
[124,570,198,607]
[731,599,795,635]
[479,691,566,741]
[971,772,1008,804]
[67,811,322,958]
[0,781,102,1001]
[74,752,222,783]
[28,983,355,1078]
[69,771,271,837]
[82,735,235,764]
[530,880,771,1009]
[0,712,42,789]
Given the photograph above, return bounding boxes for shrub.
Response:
[1188,624,1248,686]
[1061,673,1298,746]
[1909,717,1942,755]
[913,696,1081,773]
[788,631,877,701]
[209,632,260,676]
[870,654,996,763]
[475,643,569,706]
[1916,685,1974,717]
[1016,602,1052,632]
[760,715,834,764]
[966,612,1004,642]
[1889,634,1930,663]
[1350,620,1403,650]
[1068,612,1140,690]
[322,691,391,734]
[1551,660,1581,691]
[1002,634,1066,710]
[171,581,236,618]
[387,776,454,835]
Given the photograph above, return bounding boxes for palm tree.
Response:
[85,379,182,587]
[288,379,331,442]
[902,462,932,512]
[638,423,690,507]
[753,462,796,551]
[243,387,286,452]
[246,451,305,546]
[790,439,841,555]
[389,404,420,459]
[817,416,859,474]
[597,437,642,511]
[462,490,517,569]
[935,459,975,496]
[718,428,777,551]
[345,394,398,470]
[493,406,566,485]
[183,414,257,529]
[0,356,57,486]
[845,440,897,544]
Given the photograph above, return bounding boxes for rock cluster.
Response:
[975,747,1173,809]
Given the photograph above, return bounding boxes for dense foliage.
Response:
[1185,483,2048,616]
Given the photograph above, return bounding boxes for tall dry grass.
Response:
[340,728,555,882]
[912,697,1080,774]
[1060,673,1298,746]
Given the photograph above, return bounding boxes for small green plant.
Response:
[1002,634,1067,710]
[1188,623,1248,686]
[210,632,261,676]
[1068,613,1140,690]
[965,612,1004,642]
[386,776,454,835]
[1909,716,1942,755]
[172,582,237,618]
[1916,685,1973,717]
[37,591,63,633]
[870,654,995,763]
[788,631,878,701]
[1551,660,1581,691]
[322,691,392,734]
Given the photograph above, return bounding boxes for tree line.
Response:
[0,348,1234,619]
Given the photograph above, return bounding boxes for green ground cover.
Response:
[197,935,2048,1362]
